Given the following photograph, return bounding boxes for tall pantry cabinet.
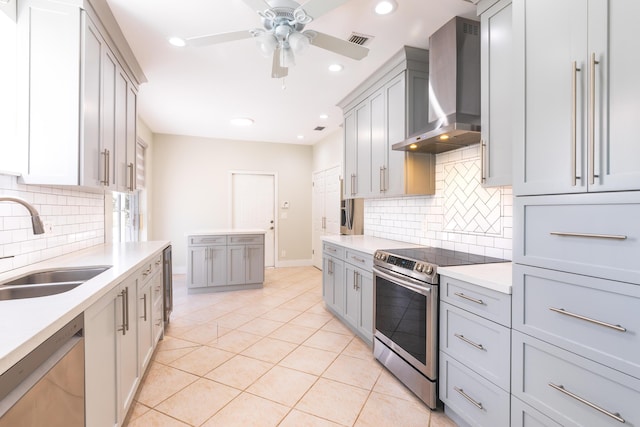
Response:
[512,1,640,425]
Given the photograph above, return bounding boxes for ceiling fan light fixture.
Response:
[281,46,296,67]
[256,32,278,57]
[168,36,186,47]
[375,0,397,15]
[288,31,310,53]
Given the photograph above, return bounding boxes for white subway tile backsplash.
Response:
[0,174,105,273]
[365,147,513,260]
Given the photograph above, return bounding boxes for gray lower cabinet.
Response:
[512,330,640,426]
[439,274,511,427]
[187,233,264,292]
[322,242,373,344]
[322,246,345,315]
[511,395,562,427]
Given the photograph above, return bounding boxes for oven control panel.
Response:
[375,251,435,278]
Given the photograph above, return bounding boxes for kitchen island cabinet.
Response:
[187,230,265,293]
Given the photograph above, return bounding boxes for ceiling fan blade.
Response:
[297,0,348,20]
[272,47,288,78]
[306,31,369,60]
[241,0,272,15]
[186,30,254,47]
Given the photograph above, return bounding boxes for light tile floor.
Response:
[125,266,457,427]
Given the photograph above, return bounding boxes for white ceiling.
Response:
[105,0,476,145]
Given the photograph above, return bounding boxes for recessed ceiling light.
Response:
[168,37,186,47]
[328,63,343,72]
[375,0,397,15]
[319,114,329,119]
[230,117,254,126]
[297,135,304,140]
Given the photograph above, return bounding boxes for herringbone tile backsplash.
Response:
[365,145,512,260]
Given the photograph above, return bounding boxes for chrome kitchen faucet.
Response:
[0,196,45,234]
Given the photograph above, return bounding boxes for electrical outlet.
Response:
[281,250,286,258]
[44,222,53,233]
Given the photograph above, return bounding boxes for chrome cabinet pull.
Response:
[380,166,384,193]
[101,149,110,185]
[124,287,130,332]
[351,255,365,264]
[588,52,599,185]
[454,386,483,410]
[550,231,627,240]
[549,383,625,423]
[143,267,152,277]
[141,293,147,321]
[480,140,487,183]
[549,307,626,332]
[328,259,333,275]
[326,246,337,253]
[454,292,484,305]
[355,272,360,291]
[128,162,135,191]
[454,333,485,350]
[117,289,126,335]
[155,259,162,266]
[571,61,581,186]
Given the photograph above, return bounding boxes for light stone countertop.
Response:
[321,234,421,255]
[187,229,266,236]
[438,262,513,294]
[0,241,170,374]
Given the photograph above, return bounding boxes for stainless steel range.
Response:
[372,247,506,409]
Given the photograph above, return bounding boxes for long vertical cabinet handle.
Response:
[571,61,581,186]
[128,162,135,191]
[380,167,384,193]
[117,289,126,335]
[480,140,487,183]
[588,52,599,185]
[106,150,111,185]
[141,293,147,321]
[124,287,130,332]
[101,149,110,185]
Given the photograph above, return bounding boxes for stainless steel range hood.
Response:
[393,16,481,154]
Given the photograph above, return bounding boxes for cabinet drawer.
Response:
[511,396,561,427]
[344,249,372,270]
[440,302,511,391]
[513,264,640,380]
[228,234,264,245]
[323,242,344,259]
[512,331,640,427]
[439,352,510,427]
[441,276,511,327]
[514,193,640,284]
[189,235,227,246]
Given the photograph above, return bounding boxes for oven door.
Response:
[373,266,438,379]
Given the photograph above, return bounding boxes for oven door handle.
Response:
[373,266,432,296]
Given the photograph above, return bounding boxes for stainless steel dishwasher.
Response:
[0,314,84,426]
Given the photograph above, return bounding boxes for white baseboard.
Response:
[275,259,313,268]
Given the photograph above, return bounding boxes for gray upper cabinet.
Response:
[479,0,513,187]
[513,0,640,196]
[339,46,433,199]
[16,0,143,190]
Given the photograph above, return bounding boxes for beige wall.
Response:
[312,129,343,173]
[149,133,313,270]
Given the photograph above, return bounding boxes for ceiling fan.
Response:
[180,0,369,78]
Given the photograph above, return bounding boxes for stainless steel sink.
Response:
[0,266,111,300]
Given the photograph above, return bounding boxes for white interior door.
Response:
[231,173,276,267]
[312,170,326,269]
[312,166,342,269]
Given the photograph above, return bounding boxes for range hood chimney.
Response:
[393,16,481,154]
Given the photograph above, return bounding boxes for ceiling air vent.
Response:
[348,32,373,46]
[314,126,326,131]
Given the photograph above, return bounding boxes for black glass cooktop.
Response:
[381,247,508,267]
